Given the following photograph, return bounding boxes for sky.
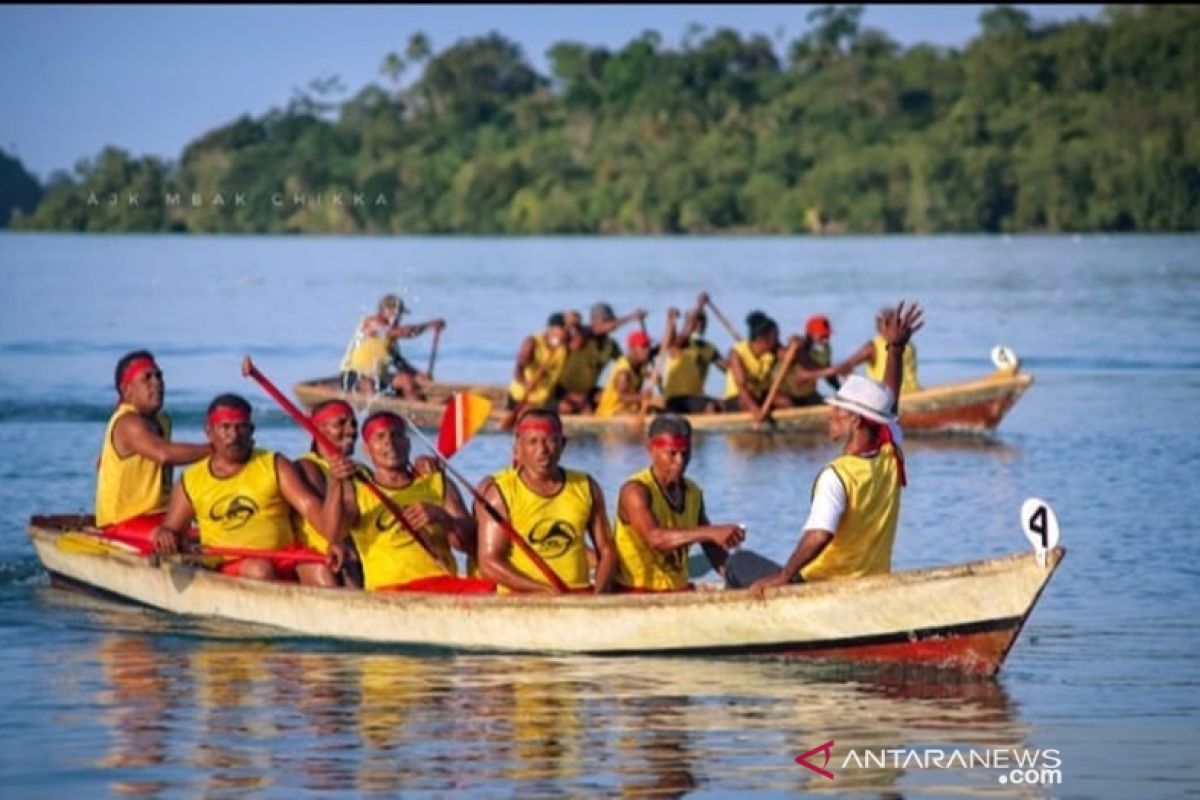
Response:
[0,4,1101,181]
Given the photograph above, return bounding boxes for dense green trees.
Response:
[10,5,1200,234]
[0,149,42,228]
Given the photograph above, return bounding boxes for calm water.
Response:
[1,233,1198,798]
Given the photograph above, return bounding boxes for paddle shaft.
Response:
[427,326,442,378]
[758,340,799,423]
[399,414,570,593]
[241,357,445,566]
[705,299,743,344]
[198,545,327,563]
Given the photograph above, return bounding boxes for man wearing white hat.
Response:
[731,301,924,592]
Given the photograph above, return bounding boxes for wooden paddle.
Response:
[403,396,570,593]
[148,546,329,569]
[427,325,442,379]
[756,339,799,426]
[241,355,447,568]
[705,297,743,344]
[196,545,328,563]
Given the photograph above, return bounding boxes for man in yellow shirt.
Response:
[153,394,355,583]
[662,292,727,414]
[339,294,445,399]
[595,330,654,417]
[723,311,791,418]
[94,350,211,551]
[612,414,745,592]
[507,313,569,412]
[293,399,363,586]
[326,411,482,592]
[742,302,924,592]
[555,303,647,414]
[782,315,846,406]
[475,408,617,593]
[841,306,922,395]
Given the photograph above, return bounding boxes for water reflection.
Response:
[85,636,1034,796]
[94,635,177,796]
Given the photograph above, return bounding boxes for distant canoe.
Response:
[30,515,1063,676]
[292,362,1033,439]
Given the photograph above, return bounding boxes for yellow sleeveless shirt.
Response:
[348,335,392,379]
[351,472,455,590]
[95,403,173,527]
[801,444,902,581]
[292,451,364,554]
[664,340,719,399]
[613,468,703,591]
[492,467,593,590]
[509,333,567,406]
[866,336,920,394]
[723,341,776,400]
[182,449,295,551]
[595,356,645,417]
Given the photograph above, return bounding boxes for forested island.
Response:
[4,5,1197,234]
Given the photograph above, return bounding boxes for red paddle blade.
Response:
[437,392,493,458]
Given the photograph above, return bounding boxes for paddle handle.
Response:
[240,355,445,566]
[705,298,742,344]
[758,340,799,423]
[400,414,570,593]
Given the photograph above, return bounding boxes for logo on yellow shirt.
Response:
[208,495,259,530]
[528,521,576,559]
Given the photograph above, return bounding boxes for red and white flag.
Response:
[436,392,493,458]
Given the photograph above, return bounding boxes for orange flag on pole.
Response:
[437,392,493,458]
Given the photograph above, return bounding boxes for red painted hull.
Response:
[774,620,1023,677]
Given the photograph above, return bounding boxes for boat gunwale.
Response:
[29,518,1064,612]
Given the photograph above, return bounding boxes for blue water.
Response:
[1,233,1198,798]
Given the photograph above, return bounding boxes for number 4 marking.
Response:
[1029,505,1048,549]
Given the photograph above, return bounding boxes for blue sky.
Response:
[1,4,1100,181]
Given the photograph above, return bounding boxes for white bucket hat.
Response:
[826,375,896,425]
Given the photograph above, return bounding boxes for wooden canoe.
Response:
[292,364,1033,439]
[29,515,1063,676]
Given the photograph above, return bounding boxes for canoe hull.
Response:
[30,517,1062,676]
[293,369,1033,439]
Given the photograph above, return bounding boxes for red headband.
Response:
[208,407,250,426]
[119,357,157,389]
[516,419,562,435]
[362,415,402,443]
[312,401,354,427]
[650,435,691,451]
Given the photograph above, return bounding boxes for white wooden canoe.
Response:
[293,364,1033,439]
[29,515,1063,676]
